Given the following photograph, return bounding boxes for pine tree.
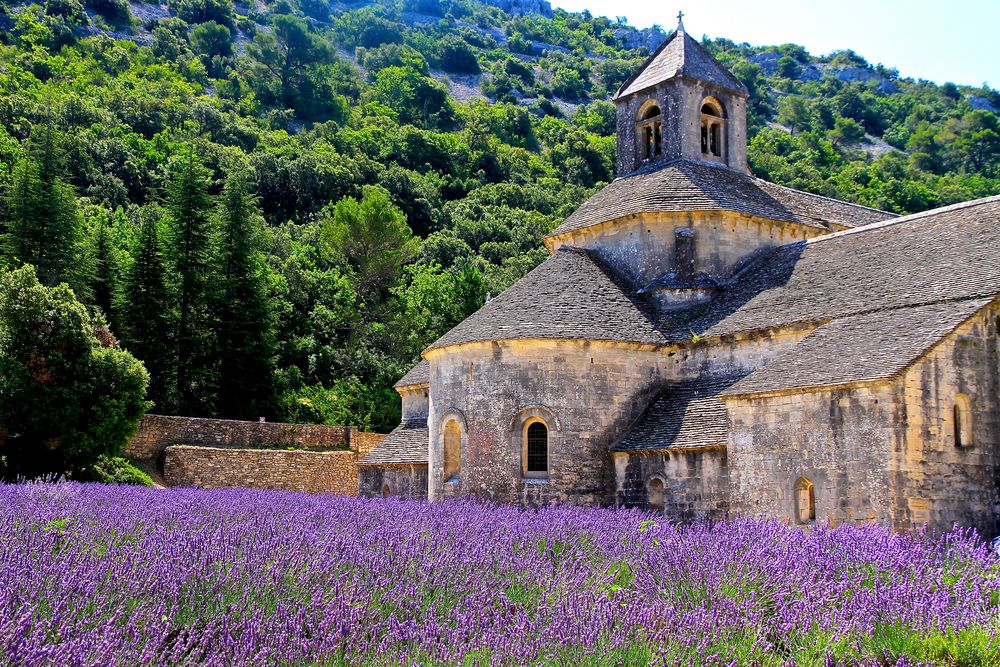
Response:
[215,171,276,419]
[89,213,119,326]
[165,146,217,415]
[5,124,90,294]
[121,212,176,413]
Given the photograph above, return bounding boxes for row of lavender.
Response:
[1,483,998,666]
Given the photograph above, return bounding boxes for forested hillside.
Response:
[1,0,998,430]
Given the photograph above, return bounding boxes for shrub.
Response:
[76,455,153,486]
[0,266,150,480]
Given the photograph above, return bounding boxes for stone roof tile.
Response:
[358,419,428,465]
[677,196,1000,341]
[615,30,748,99]
[426,247,667,352]
[395,360,430,388]
[721,299,993,397]
[548,159,895,239]
[612,376,741,452]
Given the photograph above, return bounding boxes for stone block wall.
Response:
[726,384,897,528]
[163,445,360,494]
[890,305,1000,536]
[614,448,730,521]
[358,464,428,499]
[547,210,824,292]
[125,414,369,460]
[425,338,665,506]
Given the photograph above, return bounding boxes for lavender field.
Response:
[1,484,998,666]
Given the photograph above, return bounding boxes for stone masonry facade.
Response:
[361,19,1000,538]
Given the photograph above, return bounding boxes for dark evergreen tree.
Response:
[165,147,217,415]
[121,212,177,413]
[89,213,119,326]
[215,171,276,419]
[5,125,90,295]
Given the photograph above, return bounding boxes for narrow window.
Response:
[381,484,391,498]
[526,421,548,476]
[954,394,972,448]
[700,99,726,160]
[443,418,461,481]
[637,103,662,161]
[794,477,815,524]
[647,477,665,512]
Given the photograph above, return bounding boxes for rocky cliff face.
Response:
[479,0,553,18]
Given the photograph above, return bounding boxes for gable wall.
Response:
[549,210,823,290]
[725,383,898,526]
[889,303,1000,536]
[424,339,665,506]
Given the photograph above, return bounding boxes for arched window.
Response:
[636,102,663,161]
[954,394,972,448]
[794,477,815,524]
[381,483,391,498]
[524,421,548,478]
[647,477,665,512]
[443,418,462,481]
[700,98,726,159]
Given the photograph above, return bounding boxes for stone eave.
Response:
[356,460,428,468]
[717,298,998,399]
[423,336,664,359]
[718,377,893,401]
[611,444,727,455]
[395,381,430,395]
[543,209,828,252]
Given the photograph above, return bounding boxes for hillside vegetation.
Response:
[1,0,998,430]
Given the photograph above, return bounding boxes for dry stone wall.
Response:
[126,414,365,459]
[124,415,386,495]
[163,445,360,494]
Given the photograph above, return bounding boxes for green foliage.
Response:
[165,147,216,415]
[320,185,420,304]
[121,211,176,413]
[75,454,154,485]
[0,0,996,431]
[215,171,275,420]
[0,265,149,480]
[5,124,91,296]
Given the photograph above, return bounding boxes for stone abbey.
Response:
[358,19,1000,536]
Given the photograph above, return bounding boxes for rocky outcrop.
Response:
[480,0,553,18]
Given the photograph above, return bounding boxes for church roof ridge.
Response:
[802,194,1000,246]
[671,196,1000,341]
[613,25,748,101]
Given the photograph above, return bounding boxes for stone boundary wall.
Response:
[163,445,360,494]
[125,414,382,460]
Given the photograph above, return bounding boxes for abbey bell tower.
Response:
[613,14,750,176]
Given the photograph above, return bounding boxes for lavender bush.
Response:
[1,483,997,666]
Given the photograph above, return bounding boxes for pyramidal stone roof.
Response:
[672,195,1000,341]
[547,159,896,239]
[426,246,666,352]
[614,27,749,100]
